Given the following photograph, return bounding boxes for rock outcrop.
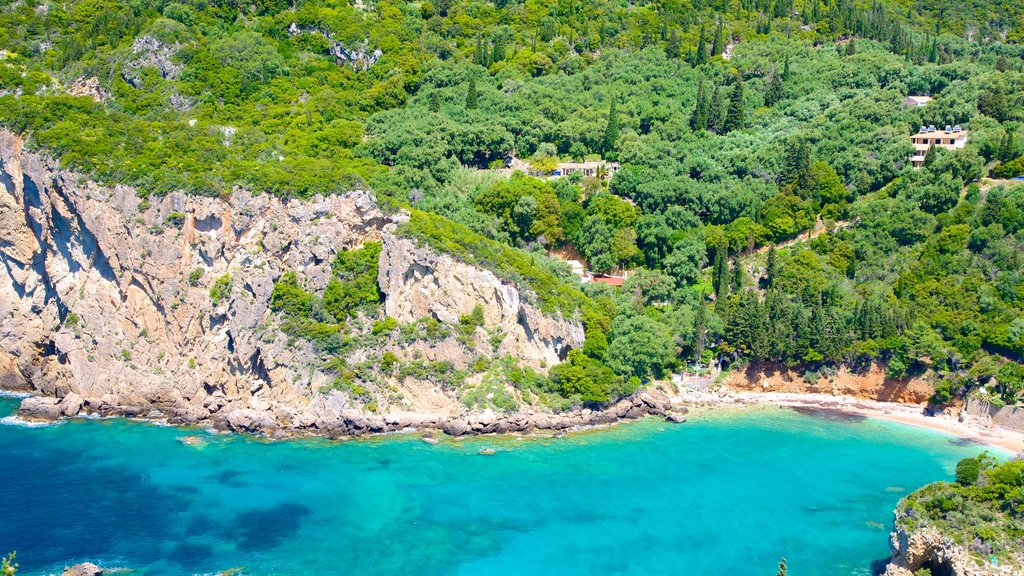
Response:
[882,508,1021,576]
[0,129,629,437]
[61,563,104,576]
[378,231,584,370]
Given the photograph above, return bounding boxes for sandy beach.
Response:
[683,388,1024,454]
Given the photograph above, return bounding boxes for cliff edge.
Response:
[0,131,675,436]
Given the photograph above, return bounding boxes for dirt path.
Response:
[750,218,853,256]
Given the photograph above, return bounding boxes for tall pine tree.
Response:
[691,78,709,131]
[666,29,682,59]
[694,24,707,66]
[602,100,620,156]
[465,79,478,110]
[764,66,784,106]
[721,73,745,133]
[713,247,729,299]
[708,85,725,133]
[711,20,725,57]
[765,245,778,288]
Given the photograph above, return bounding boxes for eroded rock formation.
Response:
[0,130,667,436]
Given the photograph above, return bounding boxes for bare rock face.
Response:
[66,76,108,102]
[0,130,589,435]
[883,524,1012,576]
[378,232,584,370]
[0,129,385,430]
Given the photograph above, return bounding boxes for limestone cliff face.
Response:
[0,130,587,435]
[378,230,584,370]
[883,514,1018,576]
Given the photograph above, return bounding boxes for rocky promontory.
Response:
[0,130,685,437]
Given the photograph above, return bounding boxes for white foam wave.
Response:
[0,390,30,399]
[0,415,63,428]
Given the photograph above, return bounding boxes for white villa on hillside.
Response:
[501,156,619,181]
[904,95,934,108]
[910,125,968,168]
[552,161,620,180]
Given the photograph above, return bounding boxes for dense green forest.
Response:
[1,0,1023,409]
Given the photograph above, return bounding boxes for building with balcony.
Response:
[910,125,968,168]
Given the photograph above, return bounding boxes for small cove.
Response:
[0,397,995,575]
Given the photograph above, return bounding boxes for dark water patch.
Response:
[791,406,868,423]
[211,469,248,487]
[186,513,220,537]
[169,541,214,568]
[169,484,201,496]
[869,557,891,574]
[0,433,190,571]
[225,502,312,551]
[948,436,982,448]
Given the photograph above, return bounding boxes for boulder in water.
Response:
[61,563,104,576]
[443,418,469,437]
[18,396,61,421]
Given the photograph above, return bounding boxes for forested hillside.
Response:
[1,0,1022,408]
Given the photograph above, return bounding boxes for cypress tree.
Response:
[998,130,1016,162]
[730,257,743,292]
[475,36,484,66]
[691,78,710,131]
[602,100,620,155]
[713,247,728,298]
[695,24,707,65]
[492,35,505,62]
[722,73,745,133]
[711,20,725,57]
[694,295,707,363]
[765,67,784,106]
[845,39,856,56]
[708,85,725,133]
[465,79,478,110]
[428,91,441,113]
[665,29,682,59]
[765,245,778,288]
[783,139,813,195]
[782,55,791,80]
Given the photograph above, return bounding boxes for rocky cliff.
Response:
[0,130,675,436]
[378,230,583,370]
[882,523,1019,576]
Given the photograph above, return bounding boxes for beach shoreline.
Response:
[683,388,1024,455]
[6,384,1023,454]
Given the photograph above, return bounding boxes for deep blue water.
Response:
[0,396,993,575]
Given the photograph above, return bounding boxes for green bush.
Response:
[188,268,205,287]
[209,274,233,307]
[166,211,186,228]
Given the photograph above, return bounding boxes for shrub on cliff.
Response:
[209,274,233,307]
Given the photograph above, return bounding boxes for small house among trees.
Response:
[910,125,968,168]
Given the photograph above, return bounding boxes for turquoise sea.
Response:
[0,396,995,576]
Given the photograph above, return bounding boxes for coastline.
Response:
[5,385,1023,455]
[679,388,1024,455]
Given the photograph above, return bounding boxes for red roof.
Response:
[590,276,625,286]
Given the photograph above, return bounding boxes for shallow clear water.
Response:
[0,396,994,576]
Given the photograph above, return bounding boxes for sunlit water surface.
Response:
[0,396,993,575]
